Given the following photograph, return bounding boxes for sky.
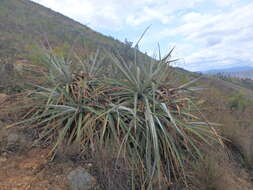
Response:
[31,0,253,71]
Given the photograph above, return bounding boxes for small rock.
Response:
[2,152,7,156]
[6,132,28,150]
[67,168,96,190]
[7,133,20,146]
[14,63,24,73]
[0,120,4,127]
[0,157,7,162]
[0,93,7,103]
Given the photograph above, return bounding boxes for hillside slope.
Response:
[0,0,142,63]
[199,76,253,100]
[1,0,253,100]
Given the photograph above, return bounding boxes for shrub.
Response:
[187,148,253,190]
[228,93,249,112]
[198,87,253,169]
[13,48,221,189]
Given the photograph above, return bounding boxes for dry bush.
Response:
[198,87,253,168]
[91,146,134,190]
[187,148,253,190]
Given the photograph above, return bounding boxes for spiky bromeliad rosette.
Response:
[12,50,221,189]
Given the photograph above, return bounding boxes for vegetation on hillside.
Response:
[0,0,148,65]
[1,0,253,189]
[5,47,222,189]
[215,74,253,91]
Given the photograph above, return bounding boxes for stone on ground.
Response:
[67,168,97,190]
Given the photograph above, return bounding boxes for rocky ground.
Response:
[0,131,99,190]
[0,94,99,190]
[1,92,253,190]
[0,127,99,190]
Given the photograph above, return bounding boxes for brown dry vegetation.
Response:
[184,85,253,190]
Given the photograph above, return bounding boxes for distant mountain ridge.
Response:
[203,66,253,74]
[202,66,253,79]
[228,69,253,80]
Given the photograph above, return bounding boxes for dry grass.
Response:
[187,148,253,190]
[193,87,253,189]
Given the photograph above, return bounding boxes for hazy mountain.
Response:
[203,66,253,74]
[228,70,253,79]
[202,66,253,80]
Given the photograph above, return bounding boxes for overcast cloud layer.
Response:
[32,0,253,71]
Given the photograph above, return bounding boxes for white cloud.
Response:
[32,0,204,29]
[126,0,206,26]
[159,1,253,71]
[213,0,239,7]
[126,6,171,25]
[31,0,253,71]
[32,0,123,28]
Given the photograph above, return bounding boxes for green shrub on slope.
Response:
[13,49,221,189]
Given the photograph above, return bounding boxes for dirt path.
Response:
[0,148,70,190]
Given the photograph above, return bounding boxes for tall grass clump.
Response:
[13,47,221,189]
